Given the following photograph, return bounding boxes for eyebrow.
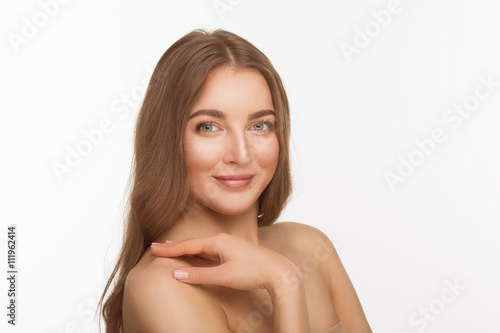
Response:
[187,109,275,121]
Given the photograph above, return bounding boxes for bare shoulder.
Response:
[267,221,337,256]
[122,251,229,333]
[268,222,372,332]
[272,221,345,280]
[261,221,342,282]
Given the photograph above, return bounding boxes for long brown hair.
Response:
[98,28,292,332]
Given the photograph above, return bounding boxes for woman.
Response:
[99,29,372,333]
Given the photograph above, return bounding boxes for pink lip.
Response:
[214,174,254,188]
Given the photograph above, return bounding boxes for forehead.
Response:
[189,67,274,116]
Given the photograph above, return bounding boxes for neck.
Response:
[158,201,261,245]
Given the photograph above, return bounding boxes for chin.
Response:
[196,195,257,216]
[209,203,256,217]
[188,188,261,217]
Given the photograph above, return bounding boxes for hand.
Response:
[150,233,300,293]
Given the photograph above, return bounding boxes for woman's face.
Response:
[184,67,279,216]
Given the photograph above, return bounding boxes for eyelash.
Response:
[195,121,274,134]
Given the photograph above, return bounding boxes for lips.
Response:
[214,174,254,188]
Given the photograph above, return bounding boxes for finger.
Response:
[150,244,220,263]
[172,266,231,286]
[150,237,221,259]
[169,241,220,261]
[184,253,220,262]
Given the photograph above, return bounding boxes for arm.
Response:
[150,233,312,333]
[277,222,372,333]
[322,235,371,333]
[297,223,372,333]
[122,259,230,333]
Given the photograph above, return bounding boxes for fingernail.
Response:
[151,242,160,247]
[165,240,173,243]
[173,270,189,280]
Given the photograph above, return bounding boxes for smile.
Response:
[214,174,254,189]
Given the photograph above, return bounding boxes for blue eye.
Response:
[251,121,273,132]
[196,123,220,133]
[253,123,266,131]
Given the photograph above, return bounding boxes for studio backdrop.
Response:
[1,0,499,332]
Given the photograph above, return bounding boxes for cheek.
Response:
[254,135,280,170]
[185,137,221,176]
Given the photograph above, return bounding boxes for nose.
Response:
[222,131,251,165]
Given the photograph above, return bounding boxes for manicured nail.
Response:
[151,242,160,247]
[173,270,189,280]
[165,240,173,243]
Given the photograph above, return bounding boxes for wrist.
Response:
[266,261,312,333]
[266,261,304,303]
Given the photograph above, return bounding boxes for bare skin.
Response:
[121,68,372,332]
[123,222,371,332]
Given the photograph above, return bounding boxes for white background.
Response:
[1,0,499,332]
